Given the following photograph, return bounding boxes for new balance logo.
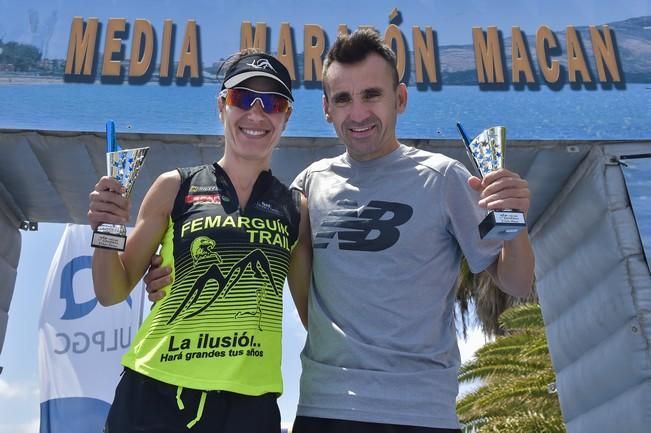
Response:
[314,200,413,251]
[247,58,276,72]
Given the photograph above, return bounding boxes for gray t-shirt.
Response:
[291,144,502,428]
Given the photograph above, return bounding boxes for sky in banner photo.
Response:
[0,0,648,61]
[0,223,490,432]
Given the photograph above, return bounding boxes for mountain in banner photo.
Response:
[434,15,651,85]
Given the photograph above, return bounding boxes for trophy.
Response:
[456,123,526,240]
[91,120,149,251]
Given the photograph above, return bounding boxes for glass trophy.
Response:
[457,123,526,240]
[91,120,149,251]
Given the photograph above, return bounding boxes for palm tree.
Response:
[456,303,565,433]
[455,258,536,338]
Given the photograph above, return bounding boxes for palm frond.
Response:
[457,302,566,433]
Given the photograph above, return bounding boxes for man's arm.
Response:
[88,171,179,306]
[469,168,535,298]
[287,193,311,328]
[141,192,313,328]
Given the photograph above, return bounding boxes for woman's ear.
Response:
[217,97,224,122]
[282,108,293,130]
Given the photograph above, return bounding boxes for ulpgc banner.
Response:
[38,224,147,433]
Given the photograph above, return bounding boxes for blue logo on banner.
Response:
[40,397,110,433]
[60,256,131,320]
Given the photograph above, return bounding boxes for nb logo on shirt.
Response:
[314,200,413,251]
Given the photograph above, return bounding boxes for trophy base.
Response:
[479,210,526,241]
[91,225,127,251]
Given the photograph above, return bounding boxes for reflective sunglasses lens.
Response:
[225,89,290,113]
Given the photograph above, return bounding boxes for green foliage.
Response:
[0,40,42,71]
[455,257,537,338]
[458,304,566,433]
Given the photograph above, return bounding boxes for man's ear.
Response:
[397,83,408,114]
[322,94,332,123]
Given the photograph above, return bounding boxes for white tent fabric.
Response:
[531,144,651,433]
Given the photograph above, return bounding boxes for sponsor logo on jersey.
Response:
[190,185,220,193]
[254,200,282,216]
[185,194,222,204]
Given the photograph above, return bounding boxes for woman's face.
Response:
[218,77,292,164]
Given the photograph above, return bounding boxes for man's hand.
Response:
[468,168,530,216]
[143,254,172,302]
[88,176,130,230]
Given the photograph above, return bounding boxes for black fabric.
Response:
[292,416,462,433]
[221,53,293,101]
[104,368,280,433]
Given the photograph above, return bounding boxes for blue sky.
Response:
[0,223,489,432]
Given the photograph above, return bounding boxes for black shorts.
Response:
[292,416,462,433]
[104,368,280,433]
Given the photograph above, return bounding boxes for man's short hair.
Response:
[322,28,399,96]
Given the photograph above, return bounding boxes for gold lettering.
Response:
[536,26,560,84]
[240,21,267,50]
[159,20,173,78]
[129,19,154,77]
[337,24,349,36]
[566,26,592,83]
[65,17,99,75]
[277,22,296,81]
[511,27,535,83]
[303,24,325,81]
[176,20,199,79]
[412,26,437,84]
[102,18,127,77]
[472,26,505,84]
[384,24,406,82]
[589,25,621,82]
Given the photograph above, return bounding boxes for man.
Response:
[146,29,534,433]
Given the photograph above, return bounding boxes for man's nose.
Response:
[348,97,369,122]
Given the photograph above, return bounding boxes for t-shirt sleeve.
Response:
[290,166,308,195]
[443,160,502,274]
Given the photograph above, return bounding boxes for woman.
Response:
[88,49,311,433]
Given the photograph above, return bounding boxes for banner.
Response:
[0,1,649,139]
[38,224,147,433]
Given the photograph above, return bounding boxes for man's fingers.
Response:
[150,254,163,267]
[148,290,166,302]
[480,177,528,200]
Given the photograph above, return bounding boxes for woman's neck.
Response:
[217,155,269,209]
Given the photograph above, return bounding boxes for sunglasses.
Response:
[219,87,292,114]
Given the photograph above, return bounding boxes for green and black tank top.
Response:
[122,163,300,395]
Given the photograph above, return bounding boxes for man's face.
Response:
[323,52,407,161]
